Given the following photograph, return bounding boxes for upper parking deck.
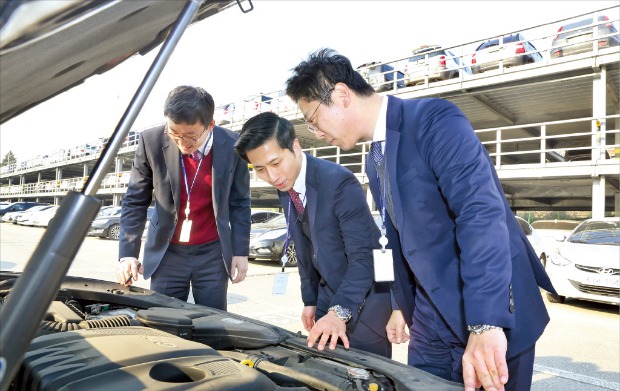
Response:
[1,6,619,213]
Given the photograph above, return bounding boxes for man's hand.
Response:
[301,305,316,332]
[230,256,248,283]
[462,328,508,391]
[386,310,410,344]
[117,257,143,286]
[307,310,349,351]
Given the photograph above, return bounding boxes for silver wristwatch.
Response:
[467,324,503,335]
[328,305,352,323]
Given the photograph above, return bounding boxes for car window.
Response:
[531,221,579,230]
[516,217,532,235]
[568,221,620,245]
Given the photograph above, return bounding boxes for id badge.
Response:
[373,249,394,282]
[272,272,289,296]
[179,219,192,242]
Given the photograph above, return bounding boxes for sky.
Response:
[1,0,618,161]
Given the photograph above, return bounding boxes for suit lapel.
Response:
[305,154,320,271]
[211,127,225,214]
[162,130,181,212]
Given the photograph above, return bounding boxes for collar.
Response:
[291,152,307,202]
[193,128,215,157]
[371,96,389,151]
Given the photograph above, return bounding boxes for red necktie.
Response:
[288,189,305,215]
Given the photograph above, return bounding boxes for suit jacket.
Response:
[278,154,391,336]
[366,96,556,358]
[119,124,251,280]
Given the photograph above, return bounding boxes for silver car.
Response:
[403,45,467,86]
[550,15,620,58]
[545,217,620,305]
[471,33,543,74]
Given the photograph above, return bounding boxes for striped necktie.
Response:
[370,141,384,166]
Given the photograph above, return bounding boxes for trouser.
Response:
[150,240,229,310]
[408,287,536,390]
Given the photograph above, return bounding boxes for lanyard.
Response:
[374,142,389,250]
[180,131,212,220]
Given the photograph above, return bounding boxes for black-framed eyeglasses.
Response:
[164,127,207,145]
[306,88,334,133]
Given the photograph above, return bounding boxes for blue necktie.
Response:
[370,141,384,166]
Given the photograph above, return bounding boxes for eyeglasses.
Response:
[164,127,207,145]
[305,88,334,134]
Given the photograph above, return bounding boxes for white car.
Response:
[31,206,60,228]
[15,205,56,226]
[545,217,620,305]
[515,216,546,264]
[531,219,581,259]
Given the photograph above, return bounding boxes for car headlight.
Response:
[548,248,572,266]
[256,228,287,241]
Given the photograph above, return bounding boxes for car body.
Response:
[31,205,60,228]
[531,219,582,257]
[403,45,468,86]
[14,204,56,226]
[544,217,619,305]
[356,61,405,92]
[88,206,154,240]
[0,202,47,218]
[0,2,462,390]
[250,210,282,224]
[550,15,620,58]
[249,214,297,266]
[471,33,543,74]
[515,216,547,264]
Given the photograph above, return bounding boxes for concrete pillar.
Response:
[83,164,89,178]
[54,196,61,205]
[55,167,62,180]
[113,193,121,207]
[615,192,620,216]
[591,66,606,217]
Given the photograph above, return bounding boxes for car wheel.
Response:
[108,224,120,240]
[285,243,297,267]
[540,254,546,268]
[546,292,566,304]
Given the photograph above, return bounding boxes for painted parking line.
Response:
[534,364,620,390]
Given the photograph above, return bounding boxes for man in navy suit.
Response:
[234,112,392,358]
[117,85,251,311]
[285,49,557,391]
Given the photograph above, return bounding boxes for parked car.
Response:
[251,210,282,224]
[550,15,620,58]
[403,45,468,86]
[544,217,619,305]
[516,216,547,265]
[356,61,405,92]
[214,102,235,125]
[88,206,154,240]
[471,33,543,74]
[269,89,298,115]
[0,201,47,218]
[31,205,60,228]
[0,2,463,390]
[249,214,297,266]
[531,219,581,244]
[15,204,56,226]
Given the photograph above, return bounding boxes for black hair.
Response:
[234,112,296,162]
[164,85,215,126]
[285,48,375,105]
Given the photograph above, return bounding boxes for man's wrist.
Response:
[328,305,352,323]
[467,324,503,335]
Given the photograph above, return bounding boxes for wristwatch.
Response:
[467,324,503,335]
[328,305,352,323]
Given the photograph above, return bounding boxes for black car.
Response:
[88,206,154,240]
[0,2,461,390]
[0,202,47,217]
[249,214,297,266]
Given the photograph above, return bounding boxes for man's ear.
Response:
[333,82,351,108]
[293,138,302,156]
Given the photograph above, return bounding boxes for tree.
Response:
[1,151,17,167]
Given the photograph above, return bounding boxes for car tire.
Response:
[108,224,120,240]
[540,254,546,268]
[285,242,297,267]
[546,292,566,304]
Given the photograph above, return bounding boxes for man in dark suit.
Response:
[117,85,251,311]
[234,112,392,358]
[285,49,557,391]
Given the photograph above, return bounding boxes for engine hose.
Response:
[218,350,353,391]
[40,315,134,333]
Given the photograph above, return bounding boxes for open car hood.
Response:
[0,0,237,124]
[0,1,462,390]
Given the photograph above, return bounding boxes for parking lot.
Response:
[0,222,618,391]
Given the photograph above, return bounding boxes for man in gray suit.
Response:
[117,85,251,310]
[234,112,392,358]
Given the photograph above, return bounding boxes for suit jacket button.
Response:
[509,305,515,313]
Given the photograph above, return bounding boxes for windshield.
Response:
[567,220,620,245]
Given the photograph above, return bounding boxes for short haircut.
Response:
[285,48,375,105]
[234,112,296,163]
[164,85,215,126]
